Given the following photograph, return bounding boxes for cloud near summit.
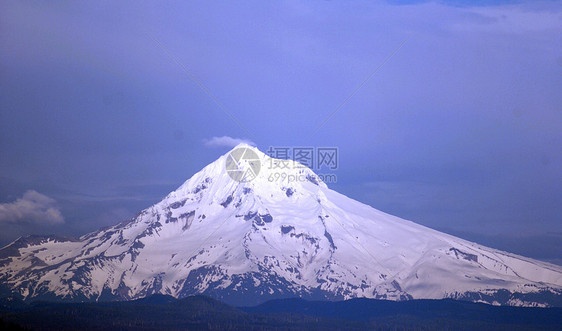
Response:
[0,190,64,225]
[203,136,255,148]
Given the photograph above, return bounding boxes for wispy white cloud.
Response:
[203,136,255,148]
[0,190,64,225]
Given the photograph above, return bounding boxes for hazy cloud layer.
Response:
[0,191,64,225]
[203,136,255,148]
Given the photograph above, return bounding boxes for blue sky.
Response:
[0,0,561,264]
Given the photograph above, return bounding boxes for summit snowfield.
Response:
[1,145,561,307]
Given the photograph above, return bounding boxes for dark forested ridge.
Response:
[243,297,562,330]
[0,295,560,330]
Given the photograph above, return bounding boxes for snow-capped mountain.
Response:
[1,145,561,307]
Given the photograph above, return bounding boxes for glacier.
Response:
[0,144,560,307]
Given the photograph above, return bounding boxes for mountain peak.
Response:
[1,147,561,307]
[156,144,328,224]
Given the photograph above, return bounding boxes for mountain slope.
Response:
[0,144,561,306]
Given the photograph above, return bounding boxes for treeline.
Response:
[0,295,560,330]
